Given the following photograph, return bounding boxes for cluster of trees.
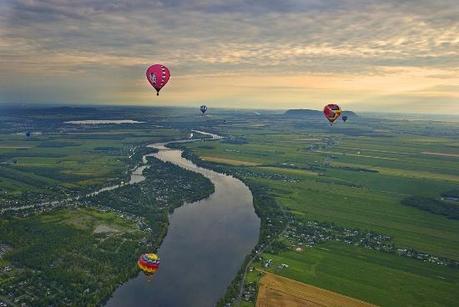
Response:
[0,210,143,306]
[85,156,214,248]
[441,189,459,200]
[127,146,157,169]
[402,196,459,220]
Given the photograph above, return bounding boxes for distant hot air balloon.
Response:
[25,131,31,137]
[200,105,208,115]
[146,64,170,96]
[323,104,342,125]
[342,115,348,122]
[138,253,160,280]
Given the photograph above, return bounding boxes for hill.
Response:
[284,109,322,117]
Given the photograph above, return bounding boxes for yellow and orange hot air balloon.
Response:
[138,253,160,280]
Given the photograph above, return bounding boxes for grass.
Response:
[0,127,183,200]
[50,207,136,232]
[201,156,260,166]
[185,118,459,306]
[187,131,459,259]
[260,241,459,307]
[258,177,459,259]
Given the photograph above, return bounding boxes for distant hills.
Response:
[32,106,101,115]
[0,105,101,116]
[284,109,357,117]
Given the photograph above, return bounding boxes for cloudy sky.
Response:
[0,0,458,113]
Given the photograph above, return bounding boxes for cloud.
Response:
[0,0,458,113]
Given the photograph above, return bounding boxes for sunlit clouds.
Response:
[0,0,458,113]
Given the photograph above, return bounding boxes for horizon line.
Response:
[1,102,459,118]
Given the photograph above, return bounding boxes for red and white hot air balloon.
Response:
[323,104,342,125]
[146,64,170,96]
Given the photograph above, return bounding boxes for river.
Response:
[106,132,260,307]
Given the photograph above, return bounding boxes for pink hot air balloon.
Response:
[146,64,170,95]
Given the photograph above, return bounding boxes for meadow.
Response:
[184,112,459,306]
[0,106,185,207]
[255,241,459,306]
[186,129,459,258]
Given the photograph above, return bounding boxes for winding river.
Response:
[106,132,260,307]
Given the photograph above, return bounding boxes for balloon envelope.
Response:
[138,253,160,276]
[146,64,170,95]
[200,105,208,114]
[342,115,348,122]
[323,104,342,124]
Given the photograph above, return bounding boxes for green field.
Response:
[0,124,183,205]
[186,132,459,259]
[184,115,459,306]
[255,241,459,306]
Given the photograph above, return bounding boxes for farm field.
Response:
[187,132,459,259]
[253,242,459,307]
[256,271,374,307]
[0,107,186,208]
[183,113,459,306]
[0,128,182,193]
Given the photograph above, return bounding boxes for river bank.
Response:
[105,133,260,306]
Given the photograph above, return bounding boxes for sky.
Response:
[0,0,458,114]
